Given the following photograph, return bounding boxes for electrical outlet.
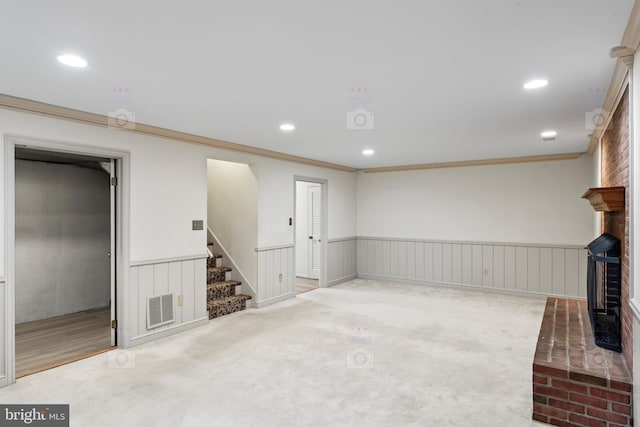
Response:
[279,273,283,282]
[177,295,184,306]
[192,220,204,230]
[483,268,488,276]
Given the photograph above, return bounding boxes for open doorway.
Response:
[294,179,326,294]
[13,147,116,377]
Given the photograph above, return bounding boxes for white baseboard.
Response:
[255,292,295,308]
[356,274,565,300]
[125,317,209,348]
[328,274,357,287]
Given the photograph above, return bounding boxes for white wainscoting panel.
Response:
[256,245,294,307]
[0,279,5,385]
[328,237,357,285]
[357,237,588,298]
[128,256,207,342]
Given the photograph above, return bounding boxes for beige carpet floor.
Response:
[0,279,547,426]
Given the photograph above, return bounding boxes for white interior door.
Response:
[307,185,321,279]
[109,159,117,346]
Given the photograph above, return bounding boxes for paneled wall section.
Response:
[0,277,5,386]
[128,257,207,341]
[357,237,587,298]
[328,238,357,285]
[256,246,294,307]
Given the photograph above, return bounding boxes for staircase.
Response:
[207,244,252,319]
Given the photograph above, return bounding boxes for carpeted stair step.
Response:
[207,266,231,283]
[207,294,252,319]
[207,281,241,301]
[207,252,223,268]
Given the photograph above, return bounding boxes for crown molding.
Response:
[0,94,356,173]
[621,0,640,52]
[361,152,582,173]
[587,2,640,155]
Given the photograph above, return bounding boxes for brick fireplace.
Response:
[600,87,631,371]
[532,87,632,426]
[533,298,632,426]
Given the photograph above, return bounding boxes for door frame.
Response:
[306,184,321,279]
[293,176,328,287]
[3,135,130,386]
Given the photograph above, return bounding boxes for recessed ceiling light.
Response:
[523,79,548,90]
[362,149,375,156]
[541,130,557,141]
[279,123,295,132]
[57,54,88,68]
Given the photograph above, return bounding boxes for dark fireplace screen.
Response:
[586,233,621,352]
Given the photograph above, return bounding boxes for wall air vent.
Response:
[147,293,175,329]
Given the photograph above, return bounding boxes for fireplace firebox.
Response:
[586,233,621,352]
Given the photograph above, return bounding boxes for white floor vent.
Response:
[147,293,175,329]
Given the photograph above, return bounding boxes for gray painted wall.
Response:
[15,160,110,323]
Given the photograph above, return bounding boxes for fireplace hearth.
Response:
[586,233,621,352]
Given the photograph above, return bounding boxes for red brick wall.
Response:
[533,366,632,427]
[600,87,631,372]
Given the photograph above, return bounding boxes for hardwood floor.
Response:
[15,307,112,377]
[296,277,319,294]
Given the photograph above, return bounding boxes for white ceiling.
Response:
[0,0,635,168]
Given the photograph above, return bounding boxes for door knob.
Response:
[309,236,313,239]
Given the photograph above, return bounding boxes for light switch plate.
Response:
[192,220,203,230]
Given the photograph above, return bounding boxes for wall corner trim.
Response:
[328,236,357,243]
[255,243,295,252]
[630,298,640,322]
[129,254,208,267]
[356,236,586,249]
